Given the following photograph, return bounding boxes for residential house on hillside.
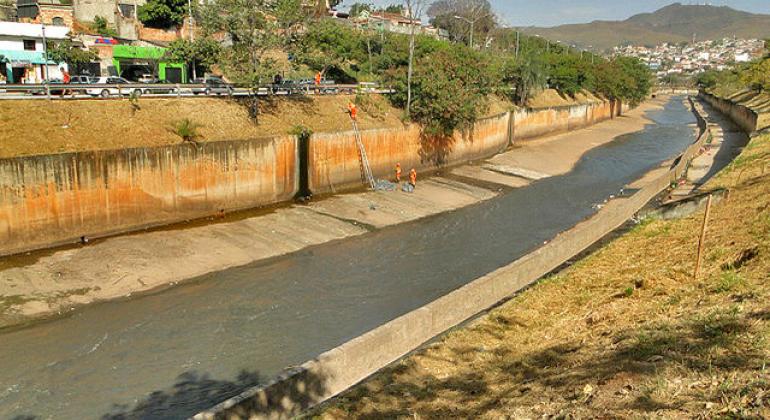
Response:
[352,10,448,40]
[0,21,68,82]
[16,0,74,30]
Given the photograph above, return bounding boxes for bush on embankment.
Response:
[312,133,770,417]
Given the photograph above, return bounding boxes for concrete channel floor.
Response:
[0,97,672,328]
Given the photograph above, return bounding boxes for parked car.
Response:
[138,77,178,94]
[86,77,141,97]
[30,75,95,95]
[191,77,234,96]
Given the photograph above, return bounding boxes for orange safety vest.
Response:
[395,164,402,182]
[315,72,322,85]
[409,169,417,186]
[348,103,357,120]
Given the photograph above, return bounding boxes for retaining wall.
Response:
[194,100,710,419]
[0,98,620,256]
[310,100,620,193]
[698,91,762,134]
[0,137,298,256]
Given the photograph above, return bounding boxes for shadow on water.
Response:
[0,97,698,420]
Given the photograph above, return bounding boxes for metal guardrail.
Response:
[0,83,391,99]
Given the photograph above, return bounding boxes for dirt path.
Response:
[0,97,672,329]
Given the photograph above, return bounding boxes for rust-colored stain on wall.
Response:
[0,100,619,255]
[0,137,297,255]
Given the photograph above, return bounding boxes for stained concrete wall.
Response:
[310,100,619,194]
[511,100,620,141]
[0,137,298,256]
[194,99,710,420]
[309,113,511,193]
[0,99,619,255]
[699,91,761,135]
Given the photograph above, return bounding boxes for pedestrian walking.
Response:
[60,66,71,97]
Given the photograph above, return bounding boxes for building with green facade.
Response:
[111,44,186,83]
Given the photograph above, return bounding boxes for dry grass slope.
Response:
[311,133,770,418]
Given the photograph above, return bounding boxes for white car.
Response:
[87,77,143,98]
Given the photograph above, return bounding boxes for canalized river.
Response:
[1,97,697,419]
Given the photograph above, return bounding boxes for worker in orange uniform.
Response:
[409,168,417,188]
[395,163,402,182]
[348,102,358,121]
[314,71,322,86]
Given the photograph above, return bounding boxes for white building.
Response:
[0,21,69,83]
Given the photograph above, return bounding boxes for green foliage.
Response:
[740,58,770,92]
[137,0,188,28]
[171,118,201,143]
[166,37,222,70]
[199,0,281,85]
[274,0,311,43]
[390,46,497,164]
[382,4,404,14]
[501,55,546,105]
[427,0,496,45]
[91,16,117,37]
[349,2,372,17]
[289,125,313,139]
[46,39,98,66]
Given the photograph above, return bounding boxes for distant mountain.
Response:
[521,3,770,51]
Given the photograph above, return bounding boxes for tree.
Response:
[403,0,428,117]
[741,58,770,92]
[427,0,495,46]
[46,39,98,66]
[383,4,404,14]
[292,19,364,82]
[91,15,116,37]
[388,46,498,164]
[166,37,222,71]
[199,0,280,85]
[137,0,188,28]
[348,2,372,17]
[274,0,312,43]
[502,55,546,105]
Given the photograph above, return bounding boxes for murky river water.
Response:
[0,97,697,419]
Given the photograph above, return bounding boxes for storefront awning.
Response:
[0,50,55,65]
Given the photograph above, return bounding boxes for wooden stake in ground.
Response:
[694,194,713,279]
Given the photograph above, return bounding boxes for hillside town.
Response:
[0,0,447,85]
[611,37,766,79]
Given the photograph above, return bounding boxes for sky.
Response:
[343,0,770,27]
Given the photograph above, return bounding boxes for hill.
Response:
[522,3,770,51]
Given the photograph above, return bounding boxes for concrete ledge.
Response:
[193,98,712,420]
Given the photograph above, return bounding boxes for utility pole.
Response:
[188,0,196,80]
[41,21,50,100]
[515,30,520,58]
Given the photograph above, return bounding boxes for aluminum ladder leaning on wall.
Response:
[352,120,376,190]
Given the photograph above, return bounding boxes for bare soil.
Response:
[311,133,770,418]
[0,95,405,158]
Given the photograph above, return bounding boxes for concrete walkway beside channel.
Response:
[0,96,671,329]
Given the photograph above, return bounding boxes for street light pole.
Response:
[188,0,196,80]
[453,15,477,49]
[41,22,50,100]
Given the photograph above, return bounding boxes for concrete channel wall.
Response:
[0,137,298,256]
[194,100,710,420]
[698,91,761,135]
[0,99,620,256]
[310,100,620,193]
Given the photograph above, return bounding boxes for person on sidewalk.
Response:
[60,67,71,97]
